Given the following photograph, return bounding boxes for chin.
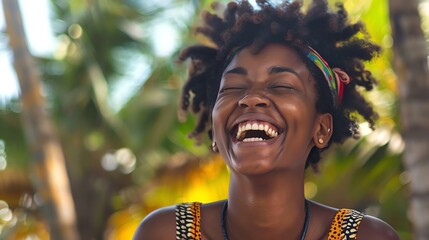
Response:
[227,153,277,176]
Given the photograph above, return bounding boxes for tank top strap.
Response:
[328,208,365,240]
[176,202,202,240]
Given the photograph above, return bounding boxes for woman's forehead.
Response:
[226,44,304,67]
[223,44,308,76]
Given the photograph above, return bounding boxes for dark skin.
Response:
[134,44,399,240]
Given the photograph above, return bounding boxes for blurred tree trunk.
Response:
[389,0,429,239]
[2,0,79,239]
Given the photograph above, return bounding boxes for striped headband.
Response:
[306,46,349,109]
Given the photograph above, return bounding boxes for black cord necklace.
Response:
[221,200,310,240]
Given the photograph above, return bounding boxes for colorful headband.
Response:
[306,46,350,109]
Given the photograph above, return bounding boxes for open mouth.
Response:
[232,120,280,142]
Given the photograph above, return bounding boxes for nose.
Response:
[238,94,270,108]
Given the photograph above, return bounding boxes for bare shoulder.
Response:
[358,214,400,240]
[132,205,176,240]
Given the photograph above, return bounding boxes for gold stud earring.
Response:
[212,142,218,152]
[318,138,324,144]
[327,128,331,133]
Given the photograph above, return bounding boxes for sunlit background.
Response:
[1,0,429,239]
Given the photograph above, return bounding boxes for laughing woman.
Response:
[134,0,399,239]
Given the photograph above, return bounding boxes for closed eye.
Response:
[272,85,293,88]
[271,85,295,90]
[219,87,245,93]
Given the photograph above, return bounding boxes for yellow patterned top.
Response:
[175,203,364,240]
[328,208,364,240]
[176,202,201,240]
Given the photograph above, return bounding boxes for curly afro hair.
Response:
[179,0,381,168]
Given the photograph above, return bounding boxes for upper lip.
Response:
[229,112,284,138]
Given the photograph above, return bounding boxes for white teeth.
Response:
[267,128,278,138]
[243,137,264,142]
[235,122,280,141]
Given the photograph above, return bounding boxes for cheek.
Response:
[211,101,225,139]
[277,99,317,130]
[276,97,307,114]
[211,109,220,137]
[288,104,311,118]
[211,97,235,139]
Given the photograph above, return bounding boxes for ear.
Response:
[312,113,333,149]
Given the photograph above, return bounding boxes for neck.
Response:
[225,170,307,240]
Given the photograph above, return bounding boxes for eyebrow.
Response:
[268,66,300,78]
[224,66,301,79]
[224,67,247,75]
